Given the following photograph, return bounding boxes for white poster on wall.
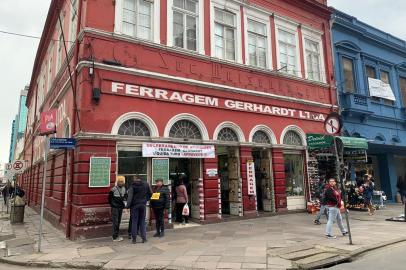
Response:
[142,143,215,158]
[247,160,256,195]
[368,77,396,101]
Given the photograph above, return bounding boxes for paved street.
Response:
[0,263,77,270]
[1,202,406,269]
[330,242,406,270]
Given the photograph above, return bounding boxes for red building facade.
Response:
[21,0,335,239]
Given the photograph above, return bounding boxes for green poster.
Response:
[306,133,333,150]
[89,157,111,187]
[152,158,169,185]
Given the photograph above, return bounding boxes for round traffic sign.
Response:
[324,112,342,135]
[13,161,23,170]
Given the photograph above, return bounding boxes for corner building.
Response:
[21,0,336,239]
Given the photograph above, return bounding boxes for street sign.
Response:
[11,160,27,174]
[5,163,12,171]
[50,138,76,149]
[324,112,342,135]
[40,110,57,135]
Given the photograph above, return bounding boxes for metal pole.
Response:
[38,136,49,252]
[333,138,353,245]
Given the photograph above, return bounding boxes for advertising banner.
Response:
[142,143,215,158]
[40,110,57,135]
[247,160,256,195]
[368,78,396,101]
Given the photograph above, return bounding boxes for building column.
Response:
[378,153,398,201]
[240,146,256,217]
[202,156,220,221]
[272,149,287,213]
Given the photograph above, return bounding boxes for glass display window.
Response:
[284,154,304,196]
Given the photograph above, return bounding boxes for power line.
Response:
[0,29,74,43]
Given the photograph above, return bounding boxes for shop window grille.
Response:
[118,119,150,136]
[217,127,238,142]
[169,120,202,139]
[283,130,302,146]
[252,130,271,144]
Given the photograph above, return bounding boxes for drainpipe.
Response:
[66,0,83,239]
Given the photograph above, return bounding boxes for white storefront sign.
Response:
[247,160,256,195]
[368,78,396,101]
[206,168,218,177]
[110,82,327,122]
[142,143,215,158]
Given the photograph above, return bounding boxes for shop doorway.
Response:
[169,158,202,222]
[218,146,240,216]
[284,153,306,210]
[252,149,274,212]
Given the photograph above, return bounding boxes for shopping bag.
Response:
[182,204,189,216]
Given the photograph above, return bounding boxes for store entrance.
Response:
[218,146,240,216]
[169,158,201,222]
[252,149,273,212]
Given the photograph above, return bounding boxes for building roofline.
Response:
[331,9,406,54]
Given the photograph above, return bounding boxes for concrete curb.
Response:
[297,236,406,269]
[0,256,105,269]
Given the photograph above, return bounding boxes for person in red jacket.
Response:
[324,178,348,239]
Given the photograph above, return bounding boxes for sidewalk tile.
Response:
[194,261,218,269]
[241,263,267,269]
[197,255,222,262]
[217,262,242,269]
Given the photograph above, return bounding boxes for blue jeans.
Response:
[326,206,346,236]
[315,204,328,222]
[130,204,147,240]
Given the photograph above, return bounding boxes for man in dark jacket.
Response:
[150,178,169,238]
[108,176,126,241]
[127,175,152,244]
[314,180,329,225]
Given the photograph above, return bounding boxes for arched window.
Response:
[392,137,401,143]
[375,136,384,142]
[252,130,271,144]
[169,120,202,139]
[118,119,150,136]
[283,130,302,146]
[217,127,239,142]
[352,133,361,138]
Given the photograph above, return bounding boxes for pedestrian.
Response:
[108,175,126,242]
[150,178,169,237]
[1,183,10,205]
[361,174,375,215]
[324,178,348,239]
[314,179,329,225]
[396,175,406,204]
[175,176,189,225]
[126,174,152,244]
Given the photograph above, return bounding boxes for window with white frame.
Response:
[173,0,198,51]
[305,39,321,81]
[47,44,53,91]
[122,0,153,40]
[247,19,267,68]
[278,29,297,75]
[214,8,236,61]
[69,0,78,49]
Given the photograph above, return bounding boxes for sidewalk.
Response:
[1,202,405,270]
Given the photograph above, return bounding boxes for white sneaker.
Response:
[113,236,123,242]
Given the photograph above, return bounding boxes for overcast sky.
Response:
[0,0,406,165]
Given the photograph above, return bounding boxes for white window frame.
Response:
[210,0,242,63]
[243,8,271,69]
[167,0,204,54]
[56,22,64,72]
[47,43,54,91]
[274,15,301,78]
[68,0,79,50]
[301,26,325,83]
[114,0,160,43]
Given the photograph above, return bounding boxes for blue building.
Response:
[332,10,406,201]
[8,87,28,162]
[8,118,17,162]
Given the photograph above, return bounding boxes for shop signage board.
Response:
[88,157,111,187]
[142,143,215,158]
[108,82,327,122]
[306,134,334,149]
[206,168,218,177]
[247,160,256,195]
[152,158,170,185]
[39,110,57,135]
[368,78,396,101]
[337,137,368,149]
[50,138,76,149]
